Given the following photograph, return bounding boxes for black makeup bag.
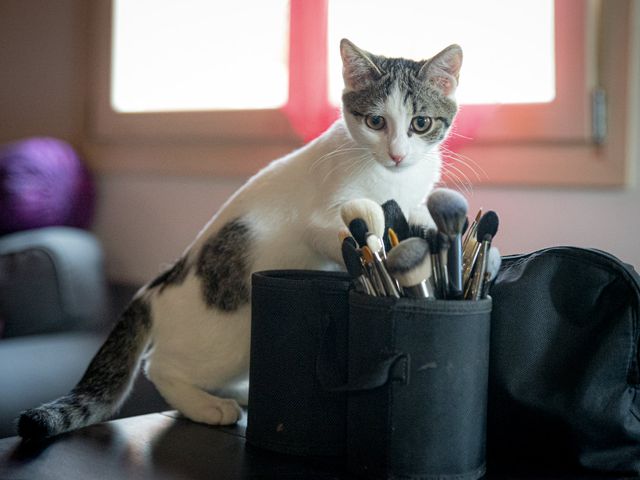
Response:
[487,246,640,475]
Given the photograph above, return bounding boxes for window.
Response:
[86,0,635,186]
[328,0,556,106]
[111,0,289,112]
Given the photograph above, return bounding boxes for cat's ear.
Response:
[340,38,384,91]
[419,44,463,98]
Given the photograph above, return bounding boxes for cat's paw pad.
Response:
[201,398,242,425]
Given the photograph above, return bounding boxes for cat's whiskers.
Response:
[441,161,474,196]
[310,143,370,173]
[312,149,370,179]
[439,145,488,182]
[440,169,471,196]
[424,151,472,196]
[446,131,474,141]
[321,152,371,185]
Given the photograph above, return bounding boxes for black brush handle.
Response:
[447,235,463,298]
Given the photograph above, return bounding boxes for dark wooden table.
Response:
[0,410,636,480]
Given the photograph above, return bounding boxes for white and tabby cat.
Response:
[18,39,462,438]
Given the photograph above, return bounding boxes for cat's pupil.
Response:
[411,116,433,133]
[365,114,386,130]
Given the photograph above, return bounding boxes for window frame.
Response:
[84,0,635,186]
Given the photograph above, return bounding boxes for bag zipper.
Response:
[499,246,640,385]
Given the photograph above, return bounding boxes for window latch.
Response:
[591,87,607,145]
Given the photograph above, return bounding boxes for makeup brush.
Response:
[462,209,483,275]
[463,210,499,288]
[366,233,400,297]
[462,217,469,237]
[348,218,368,248]
[463,208,482,252]
[481,246,502,299]
[381,199,410,245]
[341,238,375,296]
[467,234,492,301]
[424,228,442,297]
[339,228,357,249]
[426,188,468,298]
[436,232,451,299]
[366,232,387,259]
[362,246,386,296]
[388,228,400,248]
[340,198,386,239]
[407,205,433,238]
[386,237,433,298]
[477,210,499,240]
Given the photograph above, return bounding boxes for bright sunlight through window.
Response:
[111,0,289,113]
[328,0,556,106]
[112,0,555,113]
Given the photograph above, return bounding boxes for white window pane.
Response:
[112,0,289,112]
[328,0,555,106]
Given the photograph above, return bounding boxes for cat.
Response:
[17,38,462,439]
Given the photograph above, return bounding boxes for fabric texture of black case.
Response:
[488,246,640,474]
[347,292,492,480]
[246,270,351,456]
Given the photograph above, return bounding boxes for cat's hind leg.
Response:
[147,368,242,425]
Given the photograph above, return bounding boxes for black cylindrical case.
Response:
[246,270,351,457]
[247,270,492,479]
[347,292,492,480]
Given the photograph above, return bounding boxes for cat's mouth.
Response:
[382,158,412,170]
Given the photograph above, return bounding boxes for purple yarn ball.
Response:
[0,137,95,234]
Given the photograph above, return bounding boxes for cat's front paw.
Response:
[200,398,242,425]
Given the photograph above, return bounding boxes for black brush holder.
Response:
[347,292,492,480]
[247,269,492,480]
[246,270,351,457]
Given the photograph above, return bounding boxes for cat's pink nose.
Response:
[390,153,405,165]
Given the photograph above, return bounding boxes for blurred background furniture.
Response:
[0,226,168,438]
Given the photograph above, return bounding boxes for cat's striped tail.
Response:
[16,296,152,440]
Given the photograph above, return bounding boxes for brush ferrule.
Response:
[402,282,430,299]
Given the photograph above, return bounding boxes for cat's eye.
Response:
[411,116,433,134]
[365,115,386,131]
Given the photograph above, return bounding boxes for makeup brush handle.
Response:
[438,249,449,299]
[366,263,385,296]
[447,235,463,298]
[463,241,481,287]
[375,258,401,298]
[469,241,489,301]
[430,253,441,298]
[358,275,377,296]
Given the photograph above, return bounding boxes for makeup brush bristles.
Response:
[337,197,501,301]
[478,246,502,299]
[426,188,468,237]
[426,188,468,297]
[341,238,375,296]
[348,218,368,248]
[381,199,410,242]
[385,238,432,297]
[340,198,386,239]
[477,210,499,241]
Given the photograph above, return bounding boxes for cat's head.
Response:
[340,39,462,170]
